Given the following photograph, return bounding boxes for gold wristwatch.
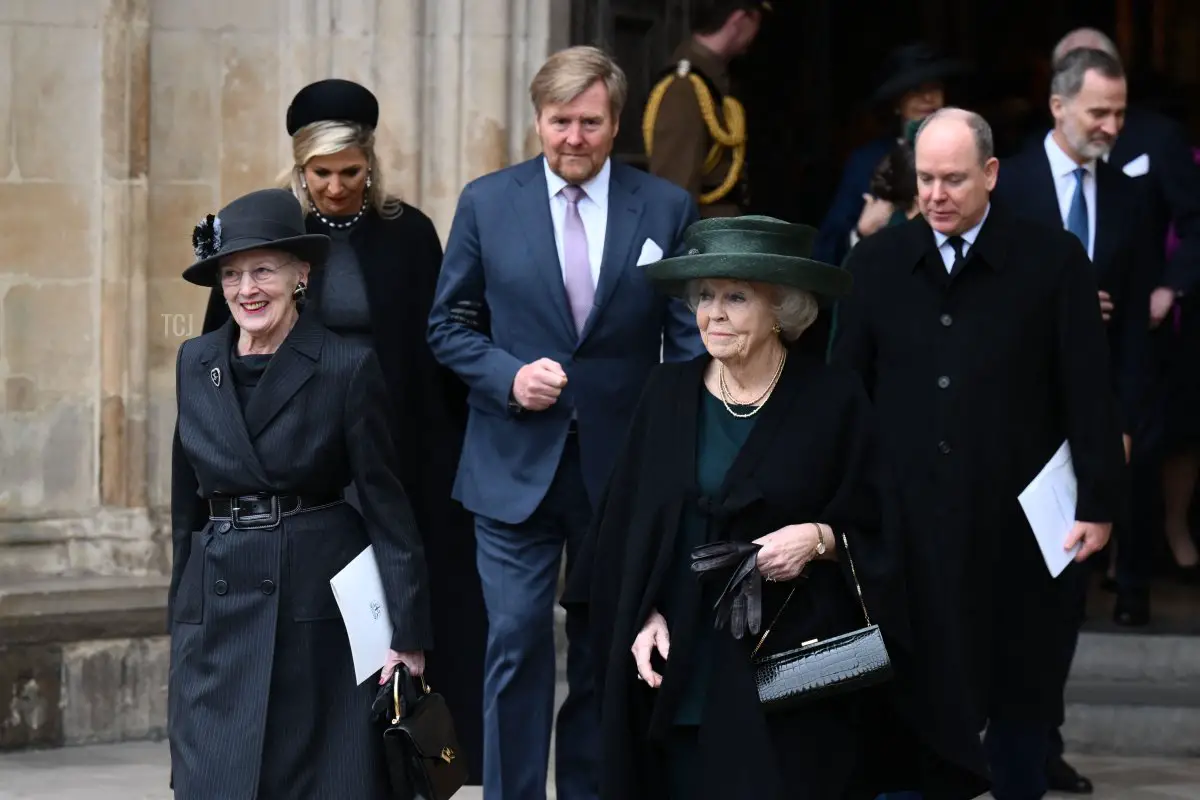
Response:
[815,524,827,556]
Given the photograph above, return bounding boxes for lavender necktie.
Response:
[560,185,594,336]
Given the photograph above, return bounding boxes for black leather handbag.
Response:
[750,530,893,711]
[376,666,469,800]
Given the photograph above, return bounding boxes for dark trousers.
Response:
[1118,432,1164,595]
[475,436,599,800]
[986,720,1050,800]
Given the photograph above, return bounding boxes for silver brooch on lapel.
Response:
[210,367,221,387]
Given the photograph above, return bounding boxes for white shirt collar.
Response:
[1044,131,1096,179]
[544,156,611,207]
[932,203,990,250]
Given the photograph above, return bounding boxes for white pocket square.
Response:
[1122,153,1150,177]
[636,238,664,266]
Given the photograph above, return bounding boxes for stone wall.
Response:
[0,0,567,584]
[0,0,568,750]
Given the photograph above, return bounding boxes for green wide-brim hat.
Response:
[646,215,851,305]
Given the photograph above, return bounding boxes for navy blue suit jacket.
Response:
[993,143,1153,433]
[427,156,705,524]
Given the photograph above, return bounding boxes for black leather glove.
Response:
[691,541,763,640]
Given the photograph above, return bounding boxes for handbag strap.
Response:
[752,529,871,658]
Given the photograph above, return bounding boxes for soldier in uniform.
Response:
[642,1,769,217]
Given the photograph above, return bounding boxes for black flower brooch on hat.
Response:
[192,214,223,261]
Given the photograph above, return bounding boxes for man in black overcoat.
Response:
[992,46,1153,795]
[833,108,1128,800]
[1045,28,1200,632]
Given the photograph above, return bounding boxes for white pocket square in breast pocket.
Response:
[1123,153,1150,177]
[637,238,664,266]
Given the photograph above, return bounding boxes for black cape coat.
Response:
[169,311,433,798]
[831,207,1127,738]
[201,205,485,783]
[562,351,989,800]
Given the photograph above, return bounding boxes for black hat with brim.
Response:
[182,188,331,287]
[286,78,380,136]
[646,215,851,305]
[870,43,967,104]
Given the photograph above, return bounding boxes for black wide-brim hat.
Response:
[286,78,380,136]
[182,188,331,287]
[870,43,967,104]
[646,215,851,305]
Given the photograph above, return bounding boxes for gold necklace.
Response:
[718,348,786,418]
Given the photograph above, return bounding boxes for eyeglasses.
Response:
[218,261,296,287]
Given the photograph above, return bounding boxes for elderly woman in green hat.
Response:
[562,216,989,800]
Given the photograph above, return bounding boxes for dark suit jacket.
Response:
[1109,106,1200,294]
[427,156,705,525]
[993,142,1152,432]
[832,207,1126,725]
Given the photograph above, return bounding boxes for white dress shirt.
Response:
[932,204,990,272]
[544,157,610,289]
[1044,132,1097,260]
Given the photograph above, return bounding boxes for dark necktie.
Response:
[947,235,966,276]
[1066,167,1089,255]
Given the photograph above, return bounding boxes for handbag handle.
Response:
[752,528,871,658]
[390,667,433,724]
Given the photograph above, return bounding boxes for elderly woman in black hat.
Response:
[201,78,486,782]
[561,216,988,800]
[170,188,432,799]
[814,43,964,265]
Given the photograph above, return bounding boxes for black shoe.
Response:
[1113,590,1150,627]
[1046,755,1094,794]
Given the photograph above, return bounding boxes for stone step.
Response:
[1062,632,1200,758]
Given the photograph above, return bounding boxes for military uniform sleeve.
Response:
[649,79,708,200]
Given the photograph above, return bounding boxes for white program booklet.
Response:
[330,545,394,685]
[1018,440,1082,578]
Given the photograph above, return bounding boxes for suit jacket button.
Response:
[940,314,953,327]
[217,522,231,534]
[937,375,951,389]
[938,441,952,455]
[260,580,276,596]
[214,579,228,596]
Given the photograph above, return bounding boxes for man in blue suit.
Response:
[427,45,704,800]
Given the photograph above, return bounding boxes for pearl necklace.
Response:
[311,200,367,230]
[718,349,787,419]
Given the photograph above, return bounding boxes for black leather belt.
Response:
[208,491,344,530]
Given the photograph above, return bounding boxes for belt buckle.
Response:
[230,494,280,530]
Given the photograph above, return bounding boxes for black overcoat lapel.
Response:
[1093,165,1119,277]
[243,310,324,438]
[197,320,271,486]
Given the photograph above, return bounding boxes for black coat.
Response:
[992,144,1152,432]
[169,311,432,798]
[1109,106,1200,295]
[832,208,1127,734]
[562,352,989,800]
[201,205,486,783]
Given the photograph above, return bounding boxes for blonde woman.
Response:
[201,78,485,784]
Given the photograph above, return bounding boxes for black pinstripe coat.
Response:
[168,309,433,799]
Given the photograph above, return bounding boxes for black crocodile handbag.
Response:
[751,530,893,711]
